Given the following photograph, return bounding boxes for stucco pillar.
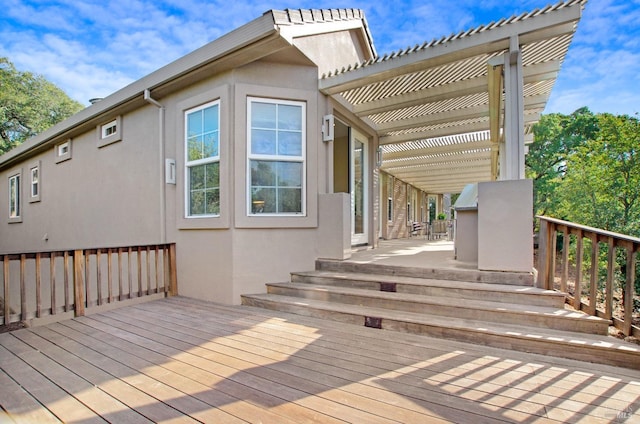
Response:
[502,35,526,180]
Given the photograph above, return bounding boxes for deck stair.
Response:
[242,259,640,369]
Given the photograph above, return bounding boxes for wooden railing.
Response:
[1,243,177,328]
[537,216,639,337]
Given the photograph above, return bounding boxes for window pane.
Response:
[251,129,276,155]
[203,105,219,132]
[10,176,20,217]
[250,160,276,186]
[277,162,302,187]
[278,104,302,130]
[205,162,219,188]
[252,102,276,128]
[251,187,276,213]
[189,165,205,190]
[187,111,202,138]
[187,136,203,161]
[278,188,302,213]
[190,190,204,215]
[203,133,218,158]
[278,131,302,156]
[205,188,220,215]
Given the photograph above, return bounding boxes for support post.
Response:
[73,250,85,317]
[169,243,178,296]
[502,35,525,180]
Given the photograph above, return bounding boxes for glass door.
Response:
[351,129,368,245]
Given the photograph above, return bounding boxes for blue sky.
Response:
[1,0,639,116]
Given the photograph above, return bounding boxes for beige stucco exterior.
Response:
[0,11,380,304]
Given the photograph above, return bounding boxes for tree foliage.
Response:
[557,113,640,236]
[0,57,84,155]
[526,107,598,218]
[529,108,640,238]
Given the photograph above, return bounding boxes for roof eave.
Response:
[0,12,282,169]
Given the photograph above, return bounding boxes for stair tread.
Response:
[268,281,607,323]
[293,270,563,297]
[316,259,534,286]
[242,293,637,353]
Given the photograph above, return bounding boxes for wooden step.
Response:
[240,293,640,370]
[316,259,534,286]
[291,270,565,308]
[265,282,609,335]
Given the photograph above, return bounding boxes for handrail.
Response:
[537,216,639,337]
[1,243,177,329]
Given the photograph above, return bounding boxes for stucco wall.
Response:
[161,59,333,304]
[0,106,162,253]
[477,179,533,273]
[0,38,375,306]
[293,29,370,77]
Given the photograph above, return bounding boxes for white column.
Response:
[501,35,525,180]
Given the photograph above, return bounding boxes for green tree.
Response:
[526,107,598,219]
[557,113,640,236]
[0,57,84,154]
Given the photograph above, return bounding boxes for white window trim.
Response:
[97,115,122,148]
[8,169,22,223]
[29,161,41,203]
[246,97,306,217]
[55,139,72,163]
[184,100,220,218]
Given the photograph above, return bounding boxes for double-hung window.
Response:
[9,172,21,221]
[248,97,305,215]
[185,101,220,217]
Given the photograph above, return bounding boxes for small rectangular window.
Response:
[29,161,41,203]
[8,170,22,223]
[101,120,117,138]
[387,197,393,221]
[247,97,305,216]
[55,139,72,163]
[97,116,122,147]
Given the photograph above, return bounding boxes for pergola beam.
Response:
[380,121,489,144]
[384,160,490,175]
[382,139,493,160]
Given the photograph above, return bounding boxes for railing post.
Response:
[20,254,26,321]
[169,243,178,296]
[537,218,550,289]
[623,244,636,336]
[605,237,615,320]
[3,255,9,324]
[588,234,599,316]
[73,249,85,317]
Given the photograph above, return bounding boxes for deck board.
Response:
[1,297,639,423]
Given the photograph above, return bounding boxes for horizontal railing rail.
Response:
[1,243,177,328]
[537,216,639,337]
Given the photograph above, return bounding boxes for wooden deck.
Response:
[1,297,639,423]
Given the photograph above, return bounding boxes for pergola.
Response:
[319,0,585,195]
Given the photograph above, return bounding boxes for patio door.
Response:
[351,129,368,245]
